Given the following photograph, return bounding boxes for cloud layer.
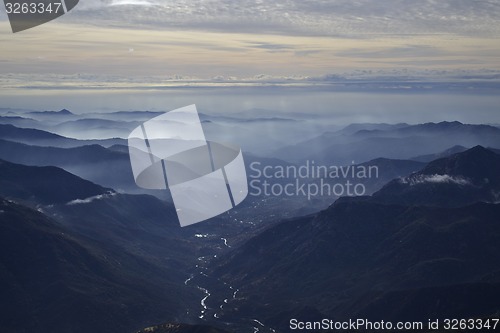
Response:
[1,1,499,84]
[62,0,500,37]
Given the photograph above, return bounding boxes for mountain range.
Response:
[1,113,499,333]
[273,121,500,165]
[211,147,500,332]
[0,159,240,333]
[0,158,110,205]
[0,138,135,191]
[374,146,500,207]
[0,197,198,333]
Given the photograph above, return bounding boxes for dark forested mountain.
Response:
[0,123,68,142]
[213,199,500,332]
[2,114,500,333]
[0,159,244,333]
[211,146,500,331]
[0,160,201,275]
[373,146,500,207]
[0,159,110,205]
[0,139,135,191]
[0,198,197,333]
[410,145,468,162]
[0,139,126,164]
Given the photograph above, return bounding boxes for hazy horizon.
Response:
[2,87,500,126]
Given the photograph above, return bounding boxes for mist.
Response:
[2,86,500,123]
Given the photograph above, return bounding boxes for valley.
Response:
[1,108,499,332]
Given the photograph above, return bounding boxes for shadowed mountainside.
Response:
[0,159,110,205]
[211,147,500,331]
[0,198,197,333]
[373,146,500,207]
[274,121,500,165]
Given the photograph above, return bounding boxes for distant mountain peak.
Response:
[27,109,74,115]
[421,145,500,181]
[418,120,465,130]
[465,144,492,153]
[58,108,73,115]
[410,145,469,163]
[437,120,463,125]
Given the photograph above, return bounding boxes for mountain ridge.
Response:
[0,123,125,148]
[211,146,500,331]
[0,198,196,333]
[0,158,111,205]
[273,121,500,165]
[373,146,500,207]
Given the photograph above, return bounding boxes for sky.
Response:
[0,0,500,122]
[1,0,499,85]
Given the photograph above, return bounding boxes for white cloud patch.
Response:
[66,192,116,205]
[59,0,500,37]
[400,174,471,186]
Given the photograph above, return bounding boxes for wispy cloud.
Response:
[0,1,499,82]
[3,68,500,91]
[1,0,499,38]
[56,0,500,37]
[336,45,446,59]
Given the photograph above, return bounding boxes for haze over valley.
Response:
[1,103,500,332]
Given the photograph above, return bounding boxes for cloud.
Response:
[66,192,116,205]
[60,0,500,38]
[3,68,500,91]
[1,1,499,82]
[401,174,471,186]
[246,42,295,51]
[336,45,446,59]
[2,1,499,40]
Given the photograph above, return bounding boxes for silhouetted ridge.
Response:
[421,145,500,184]
[0,159,110,205]
[58,108,73,115]
[28,108,74,115]
[373,146,500,207]
[0,123,67,140]
[0,198,193,333]
[411,145,468,163]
